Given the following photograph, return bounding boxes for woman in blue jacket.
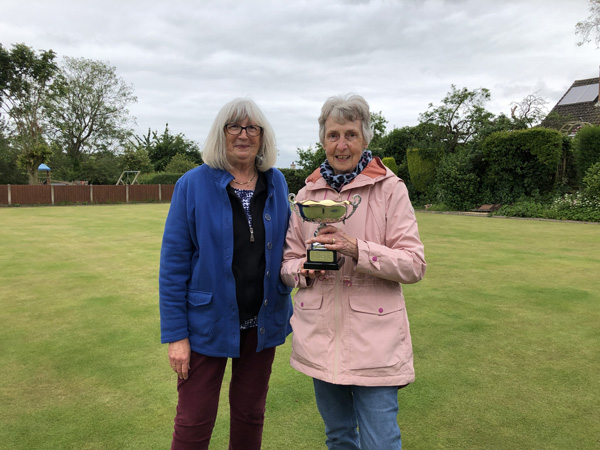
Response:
[159,98,293,450]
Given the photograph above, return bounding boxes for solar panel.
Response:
[558,84,599,105]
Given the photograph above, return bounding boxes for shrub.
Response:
[406,147,443,196]
[279,168,306,195]
[496,199,548,219]
[550,193,600,221]
[396,161,410,181]
[496,193,600,222]
[120,145,154,174]
[0,145,28,184]
[481,128,563,203]
[381,157,398,175]
[164,153,198,173]
[77,151,121,185]
[583,162,600,199]
[138,172,184,185]
[435,149,481,210]
[572,125,600,183]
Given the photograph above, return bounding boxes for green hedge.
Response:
[573,125,600,183]
[137,169,308,194]
[481,128,563,203]
[279,168,306,195]
[138,172,184,185]
[381,157,398,175]
[583,162,600,199]
[406,148,443,195]
[435,149,481,210]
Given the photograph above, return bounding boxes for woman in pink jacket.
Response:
[281,94,427,449]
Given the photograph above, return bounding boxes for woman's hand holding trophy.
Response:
[288,194,361,274]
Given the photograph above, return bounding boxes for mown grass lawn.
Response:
[0,205,598,449]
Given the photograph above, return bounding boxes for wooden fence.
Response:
[0,184,175,206]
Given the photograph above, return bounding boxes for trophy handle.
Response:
[288,193,303,220]
[343,194,362,223]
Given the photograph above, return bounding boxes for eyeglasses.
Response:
[225,124,263,137]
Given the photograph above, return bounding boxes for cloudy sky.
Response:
[3,0,599,168]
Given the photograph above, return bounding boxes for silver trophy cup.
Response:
[289,193,361,270]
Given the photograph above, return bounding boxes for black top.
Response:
[226,172,267,325]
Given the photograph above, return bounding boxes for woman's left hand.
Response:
[306,225,358,260]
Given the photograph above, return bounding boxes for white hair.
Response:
[318,94,373,146]
[202,98,277,171]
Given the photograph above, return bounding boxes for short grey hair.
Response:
[202,98,277,172]
[318,94,373,146]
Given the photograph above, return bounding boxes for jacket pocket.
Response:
[290,292,328,369]
[347,294,407,370]
[186,290,213,336]
[272,280,293,326]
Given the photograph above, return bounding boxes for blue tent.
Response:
[38,163,51,171]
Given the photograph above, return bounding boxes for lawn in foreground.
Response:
[0,205,598,449]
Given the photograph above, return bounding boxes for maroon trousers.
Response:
[171,328,276,450]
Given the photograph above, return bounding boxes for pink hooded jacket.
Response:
[281,158,426,386]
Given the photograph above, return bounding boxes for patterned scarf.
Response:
[320,150,373,192]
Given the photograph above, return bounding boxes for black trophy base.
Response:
[303,248,345,271]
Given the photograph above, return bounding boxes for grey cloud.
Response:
[1,0,597,167]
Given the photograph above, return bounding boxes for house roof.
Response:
[543,77,600,126]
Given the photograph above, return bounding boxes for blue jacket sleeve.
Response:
[159,180,194,343]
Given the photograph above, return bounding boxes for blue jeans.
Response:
[313,379,402,450]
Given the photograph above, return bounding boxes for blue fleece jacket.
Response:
[159,164,293,357]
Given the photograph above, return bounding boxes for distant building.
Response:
[542,77,600,134]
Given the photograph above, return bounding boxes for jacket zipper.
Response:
[333,270,341,382]
[332,190,343,383]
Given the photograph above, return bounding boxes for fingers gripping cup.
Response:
[288,193,361,270]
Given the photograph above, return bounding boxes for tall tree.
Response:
[135,124,202,171]
[120,144,153,174]
[379,127,417,164]
[510,92,548,127]
[294,143,326,178]
[419,85,494,153]
[476,113,528,143]
[0,43,58,184]
[369,111,388,152]
[576,0,600,47]
[0,120,28,184]
[48,57,137,164]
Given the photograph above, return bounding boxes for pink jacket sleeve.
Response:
[354,180,426,284]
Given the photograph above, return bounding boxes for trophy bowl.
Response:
[295,199,353,223]
[289,193,361,271]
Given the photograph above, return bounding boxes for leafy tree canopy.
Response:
[135,124,202,172]
[369,111,388,151]
[294,143,326,177]
[0,43,60,184]
[48,56,137,163]
[76,150,122,185]
[164,153,198,173]
[120,144,153,174]
[419,85,494,153]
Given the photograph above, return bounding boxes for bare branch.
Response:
[575,0,600,47]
